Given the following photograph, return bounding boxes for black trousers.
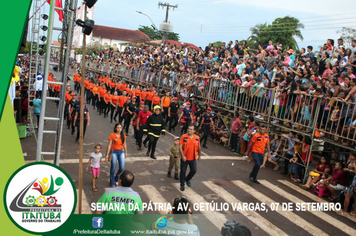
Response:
[147,135,159,157]
[181,118,191,134]
[200,124,210,146]
[137,126,144,148]
[92,94,97,108]
[124,113,132,134]
[180,159,197,187]
[110,105,116,121]
[169,113,178,130]
[230,133,239,151]
[163,107,169,122]
[76,119,88,140]
[146,100,152,111]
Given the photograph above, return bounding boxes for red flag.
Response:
[47,0,63,22]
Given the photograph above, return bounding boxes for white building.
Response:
[90,25,151,52]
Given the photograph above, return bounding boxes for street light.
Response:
[136,11,163,38]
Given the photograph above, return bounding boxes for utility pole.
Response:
[158,2,177,46]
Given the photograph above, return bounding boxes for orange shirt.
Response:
[88,82,94,91]
[120,84,127,91]
[126,88,132,96]
[65,93,72,104]
[251,133,269,154]
[98,77,104,83]
[85,80,91,89]
[110,81,116,88]
[179,134,200,161]
[140,92,147,100]
[104,94,111,103]
[134,89,141,97]
[118,96,128,107]
[74,73,80,82]
[54,84,61,91]
[146,91,154,101]
[111,95,119,105]
[116,83,121,90]
[92,86,99,95]
[108,133,126,150]
[162,97,172,107]
[99,88,107,98]
[153,96,160,105]
[104,77,110,84]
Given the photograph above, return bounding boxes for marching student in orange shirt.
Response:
[244,125,270,184]
[114,90,128,124]
[110,91,119,123]
[74,73,80,92]
[103,90,112,118]
[98,84,107,115]
[109,79,116,94]
[134,85,141,103]
[140,87,147,105]
[92,82,99,110]
[161,91,172,122]
[145,88,155,110]
[87,80,94,105]
[151,91,161,111]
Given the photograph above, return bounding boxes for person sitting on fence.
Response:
[260,134,281,170]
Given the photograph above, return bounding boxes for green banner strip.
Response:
[0,0,32,121]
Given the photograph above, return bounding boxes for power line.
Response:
[175,21,356,32]
[175,16,356,30]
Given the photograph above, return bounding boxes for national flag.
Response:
[47,0,64,22]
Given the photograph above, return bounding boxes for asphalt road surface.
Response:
[20,69,356,236]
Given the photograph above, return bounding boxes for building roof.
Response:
[92,25,151,42]
[150,39,200,50]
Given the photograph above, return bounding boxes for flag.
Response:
[47,0,64,22]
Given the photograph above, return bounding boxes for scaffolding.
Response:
[36,0,78,165]
[28,0,42,131]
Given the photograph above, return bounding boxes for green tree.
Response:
[19,41,31,54]
[212,41,223,48]
[337,27,356,48]
[248,16,304,50]
[138,25,180,41]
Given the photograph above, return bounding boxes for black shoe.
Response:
[180,185,185,191]
[280,171,288,175]
[113,118,117,122]
[137,147,142,150]
[146,151,150,157]
[71,131,74,135]
[167,172,171,178]
[249,177,255,183]
[168,129,172,132]
[150,156,157,160]
[67,126,70,129]
[75,138,78,143]
[110,120,113,123]
[99,113,102,115]
[173,127,175,131]
[202,145,208,149]
[174,173,179,180]
[186,181,191,187]
[143,143,148,148]
[254,179,260,184]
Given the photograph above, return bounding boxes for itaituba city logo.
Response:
[4,163,76,234]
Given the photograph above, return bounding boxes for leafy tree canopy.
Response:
[248,16,304,50]
[138,25,180,41]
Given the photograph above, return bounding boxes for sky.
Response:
[31,0,356,51]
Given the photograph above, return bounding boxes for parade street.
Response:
[19,70,355,236]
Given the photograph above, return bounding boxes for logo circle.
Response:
[3,162,77,234]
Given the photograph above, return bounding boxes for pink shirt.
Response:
[266,45,274,51]
[232,118,242,134]
[322,69,332,79]
[349,73,355,79]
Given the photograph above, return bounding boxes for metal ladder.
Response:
[36,0,78,165]
[28,0,42,132]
